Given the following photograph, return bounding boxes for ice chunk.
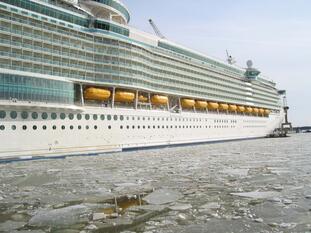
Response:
[230,191,279,199]
[143,189,183,205]
[169,204,192,211]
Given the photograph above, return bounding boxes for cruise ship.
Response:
[0,0,288,160]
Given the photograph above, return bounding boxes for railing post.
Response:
[112,87,115,108]
[80,84,84,106]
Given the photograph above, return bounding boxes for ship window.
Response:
[77,114,82,120]
[127,125,129,129]
[33,125,37,130]
[138,126,140,129]
[78,126,81,130]
[126,116,129,120]
[11,125,16,130]
[100,115,105,120]
[32,112,38,119]
[158,126,160,129]
[0,111,6,119]
[85,114,90,120]
[43,125,47,130]
[10,111,17,119]
[0,125,5,130]
[60,113,66,120]
[120,115,124,121]
[138,117,140,121]
[132,126,135,129]
[62,125,65,130]
[120,126,123,129]
[153,126,155,129]
[42,112,48,120]
[51,113,57,120]
[108,125,111,129]
[107,115,112,121]
[53,125,57,130]
[93,114,98,120]
[70,125,74,130]
[143,126,145,129]
[69,113,74,120]
[22,125,27,130]
[94,126,98,130]
[114,115,118,121]
[86,126,89,130]
[21,111,28,119]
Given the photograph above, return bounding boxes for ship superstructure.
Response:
[0,0,286,159]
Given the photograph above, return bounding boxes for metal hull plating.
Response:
[0,106,284,160]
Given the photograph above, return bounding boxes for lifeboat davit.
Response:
[264,109,271,115]
[84,87,111,101]
[237,106,245,113]
[253,108,259,114]
[151,95,169,105]
[219,103,229,111]
[139,95,148,102]
[228,105,237,112]
[181,99,195,109]
[208,102,219,110]
[115,91,135,103]
[195,100,208,109]
[259,108,265,114]
[246,107,253,113]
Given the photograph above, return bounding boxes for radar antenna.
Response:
[226,50,236,65]
[148,19,166,39]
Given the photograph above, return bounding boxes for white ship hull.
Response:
[0,106,285,161]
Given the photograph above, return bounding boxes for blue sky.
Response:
[123,0,311,126]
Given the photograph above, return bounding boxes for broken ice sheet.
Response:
[230,191,280,199]
[143,189,183,205]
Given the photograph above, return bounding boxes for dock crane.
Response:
[148,19,166,39]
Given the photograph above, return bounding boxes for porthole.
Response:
[69,113,74,120]
[0,125,5,130]
[138,126,140,129]
[51,113,57,120]
[33,125,37,130]
[77,114,82,120]
[0,111,6,119]
[32,112,38,119]
[85,114,90,120]
[120,115,124,121]
[70,125,74,130]
[126,116,129,120]
[107,115,112,121]
[120,126,123,129]
[60,113,66,120]
[142,117,145,121]
[78,126,82,130]
[10,111,17,119]
[86,125,89,130]
[42,112,48,120]
[53,125,56,130]
[11,125,16,130]
[108,125,111,129]
[43,125,47,130]
[132,126,135,129]
[126,125,129,129]
[93,114,98,120]
[100,114,105,120]
[138,117,140,121]
[22,125,27,130]
[21,111,28,119]
[114,115,118,121]
[94,125,98,130]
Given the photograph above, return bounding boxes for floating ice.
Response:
[143,189,183,205]
[230,191,279,199]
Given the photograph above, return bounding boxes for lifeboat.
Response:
[138,95,148,102]
[259,108,265,114]
[264,109,271,115]
[237,106,245,113]
[181,99,195,109]
[245,107,253,113]
[208,102,219,110]
[84,87,111,101]
[151,95,169,106]
[195,100,208,109]
[229,105,237,112]
[219,103,229,111]
[253,108,259,114]
[114,91,135,103]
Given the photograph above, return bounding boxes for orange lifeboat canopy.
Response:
[259,108,265,114]
[195,100,208,109]
[115,91,135,103]
[181,99,195,109]
[84,87,111,101]
[253,108,259,114]
[237,106,245,113]
[207,102,219,110]
[138,95,148,102]
[219,103,229,111]
[264,109,271,115]
[229,105,237,112]
[151,95,169,106]
[246,107,253,113]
